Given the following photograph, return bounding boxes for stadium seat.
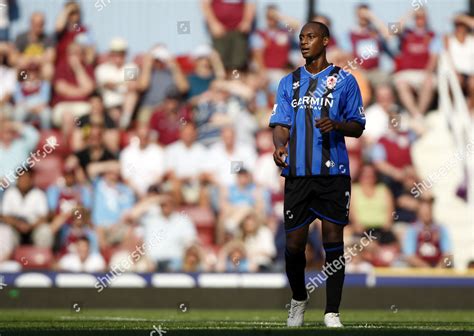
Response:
[32,155,64,190]
[178,206,216,246]
[13,246,54,270]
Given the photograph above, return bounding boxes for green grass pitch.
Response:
[0,309,473,335]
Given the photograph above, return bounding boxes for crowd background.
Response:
[0,0,473,274]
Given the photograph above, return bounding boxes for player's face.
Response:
[299,25,328,60]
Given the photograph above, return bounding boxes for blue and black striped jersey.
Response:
[269,64,365,177]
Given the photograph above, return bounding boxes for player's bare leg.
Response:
[321,219,345,327]
[285,223,310,327]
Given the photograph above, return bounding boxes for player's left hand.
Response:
[315,117,340,133]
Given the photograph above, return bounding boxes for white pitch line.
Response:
[59,316,153,322]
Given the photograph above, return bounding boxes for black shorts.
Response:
[284,175,351,232]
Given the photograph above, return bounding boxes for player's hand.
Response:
[273,146,288,168]
[315,117,340,133]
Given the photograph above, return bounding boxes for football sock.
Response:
[285,247,308,301]
[323,241,345,314]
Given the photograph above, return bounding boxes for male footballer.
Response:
[269,21,366,327]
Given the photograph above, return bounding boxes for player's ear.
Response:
[323,36,329,47]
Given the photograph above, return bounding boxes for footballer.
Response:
[269,21,366,327]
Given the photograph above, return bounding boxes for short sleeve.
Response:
[439,225,452,254]
[402,227,417,256]
[269,76,293,129]
[341,75,366,128]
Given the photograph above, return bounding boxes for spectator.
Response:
[13,63,52,129]
[0,120,39,190]
[187,45,225,99]
[149,91,192,146]
[95,37,140,128]
[350,164,397,245]
[49,207,99,257]
[54,1,88,66]
[136,45,189,123]
[134,192,198,272]
[120,124,165,197]
[52,42,95,136]
[349,4,390,86]
[403,196,453,268]
[237,209,276,271]
[218,169,266,242]
[370,123,416,195]
[57,236,106,272]
[393,166,421,225]
[74,123,117,178]
[170,244,211,272]
[88,161,135,249]
[164,122,212,206]
[250,5,299,78]
[207,125,257,187]
[72,93,119,153]
[201,0,256,71]
[444,13,474,110]
[216,239,253,272]
[1,169,51,247]
[46,162,92,216]
[363,84,403,145]
[0,43,16,109]
[12,11,55,80]
[394,9,439,117]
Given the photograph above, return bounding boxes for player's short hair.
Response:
[308,21,330,39]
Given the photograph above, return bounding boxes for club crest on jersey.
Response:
[358,106,366,119]
[326,76,337,90]
[292,81,300,90]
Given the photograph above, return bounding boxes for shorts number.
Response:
[345,191,351,209]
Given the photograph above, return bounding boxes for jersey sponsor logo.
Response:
[291,93,334,109]
[358,106,366,119]
[292,81,300,90]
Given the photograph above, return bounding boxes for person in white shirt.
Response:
[95,37,140,128]
[1,170,51,247]
[57,236,106,272]
[120,124,166,197]
[164,123,211,205]
[207,125,257,188]
[135,192,198,271]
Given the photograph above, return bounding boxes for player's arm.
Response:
[315,118,364,138]
[316,74,366,138]
[272,126,289,168]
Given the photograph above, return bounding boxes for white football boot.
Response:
[324,312,344,327]
[286,296,309,327]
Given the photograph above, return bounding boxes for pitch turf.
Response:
[0,309,473,335]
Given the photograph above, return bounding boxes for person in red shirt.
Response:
[201,0,256,71]
[394,9,439,118]
[149,91,192,146]
[402,196,453,268]
[52,42,95,137]
[349,4,391,86]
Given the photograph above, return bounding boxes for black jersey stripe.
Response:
[304,77,318,175]
[289,68,301,177]
[320,66,341,175]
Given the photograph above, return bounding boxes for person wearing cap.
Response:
[187,44,225,99]
[95,37,140,128]
[135,44,189,124]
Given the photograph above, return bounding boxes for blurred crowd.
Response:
[0,0,473,274]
